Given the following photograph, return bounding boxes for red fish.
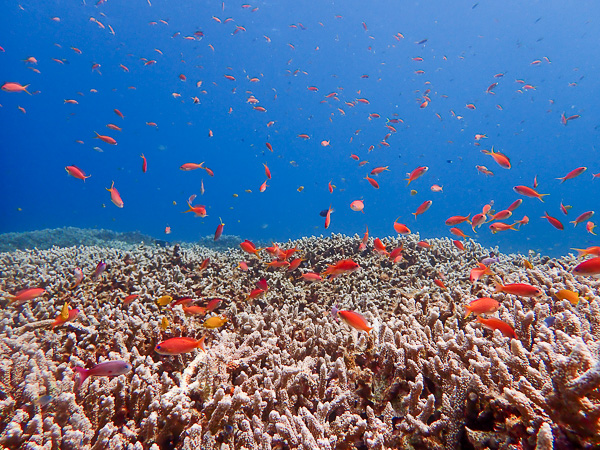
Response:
[412,200,432,219]
[74,360,132,389]
[572,246,600,257]
[513,185,548,202]
[214,218,225,240]
[180,162,204,171]
[406,166,428,185]
[494,282,543,297]
[572,257,600,276]
[445,214,471,226]
[570,211,594,227]
[507,199,522,211]
[52,308,80,329]
[469,263,493,283]
[541,211,564,230]
[106,181,124,208]
[263,163,271,179]
[94,132,117,145]
[140,154,147,173]
[477,317,516,338]
[557,167,586,183]
[65,165,91,182]
[482,147,510,169]
[322,259,360,279]
[154,336,206,355]
[364,175,379,189]
[5,287,45,303]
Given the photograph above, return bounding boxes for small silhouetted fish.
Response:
[34,395,54,407]
[416,39,428,45]
[224,424,234,435]
[472,3,478,8]
[155,239,169,247]
[544,316,556,327]
[319,208,335,217]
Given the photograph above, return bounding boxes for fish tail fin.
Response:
[464,307,472,319]
[406,178,412,186]
[94,131,100,138]
[539,194,550,202]
[105,181,114,192]
[197,335,206,352]
[74,367,89,390]
[493,281,504,293]
[569,220,577,227]
[466,214,472,224]
[24,85,31,95]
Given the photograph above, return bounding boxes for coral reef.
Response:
[0,229,599,449]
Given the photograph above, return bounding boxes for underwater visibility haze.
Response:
[2,1,600,449]
[1,0,600,254]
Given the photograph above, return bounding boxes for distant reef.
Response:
[0,227,244,253]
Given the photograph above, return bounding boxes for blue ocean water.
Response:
[1,0,599,256]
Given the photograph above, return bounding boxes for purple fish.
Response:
[74,360,132,390]
[331,305,340,322]
[481,257,499,266]
[92,262,106,280]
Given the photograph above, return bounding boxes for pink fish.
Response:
[74,360,132,389]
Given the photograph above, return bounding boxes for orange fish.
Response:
[240,239,261,258]
[476,317,516,338]
[406,166,428,185]
[373,238,388,257]
[154,336,206,355]
[332,307,372,333]
[450,227,469,239]
[94,131,117,145]
[52,308,80,329]
[482,147,510,169]
[106,181,124,208]
[265,142,273,152]
[489,222,517,233]
[324,205,333,229]
[513,186,548,202]
[464,297,500,318]
[65,165,91,182]
[114,108,124,119]
[393,218,411,235]
[494,282,543,297]
[183,202,207,217]
[572,246,600,257]
[370,166,389,176]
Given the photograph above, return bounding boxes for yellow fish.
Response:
[410,190,417,196]
[60,302,69,321]
[555,289,580,306]
[160,316,169,330]
[203,315,228,329]
[297,186,304,192]
[156,295,173,306]
[524,259,533,269]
